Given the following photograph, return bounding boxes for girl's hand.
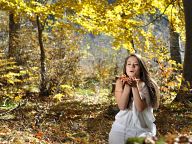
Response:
[119,75,129,85]
[119,75,139,86]
[129,77,140,87]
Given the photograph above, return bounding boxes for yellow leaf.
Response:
[53,93,64,101]
[14,96,21,102]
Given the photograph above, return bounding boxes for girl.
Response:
[109,54,160,144]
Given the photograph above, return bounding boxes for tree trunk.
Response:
[175,0,192,102]
[36,15,48,96]
[8,13,20,61]
[182,0,192,84]
[170,29,182,64]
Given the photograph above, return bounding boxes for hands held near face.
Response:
[119,75,140,87]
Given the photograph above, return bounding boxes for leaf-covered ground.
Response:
[0,93,192,144]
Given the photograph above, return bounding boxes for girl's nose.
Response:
[131,64,135,68]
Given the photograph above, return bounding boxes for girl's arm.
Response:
[115,79,131,110]
[132,82,147,112]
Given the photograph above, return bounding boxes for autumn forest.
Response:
[0,0,192,143]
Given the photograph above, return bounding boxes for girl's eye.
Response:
[127,64,131,65]
[134,64,139,66]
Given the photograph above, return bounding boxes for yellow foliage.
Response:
[60,84,73,96]
[0,0,186,104]
[0,0,185,50]
[53,93,65,102]
[14,96,21,102]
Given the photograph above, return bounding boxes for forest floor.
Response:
[0,91,192,144]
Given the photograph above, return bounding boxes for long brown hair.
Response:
[123,54,159,109]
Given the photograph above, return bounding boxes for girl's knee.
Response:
[109,131,126,144]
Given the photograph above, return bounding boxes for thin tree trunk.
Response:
[36,15,48,96]
[8,13,20,60]
[170,29,182,64]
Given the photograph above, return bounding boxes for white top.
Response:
[111,82,156,137]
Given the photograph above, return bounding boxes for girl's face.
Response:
[126,56,141,78]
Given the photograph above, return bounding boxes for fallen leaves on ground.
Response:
[0,95,191,144]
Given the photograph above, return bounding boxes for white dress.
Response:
[109,82,156,144]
